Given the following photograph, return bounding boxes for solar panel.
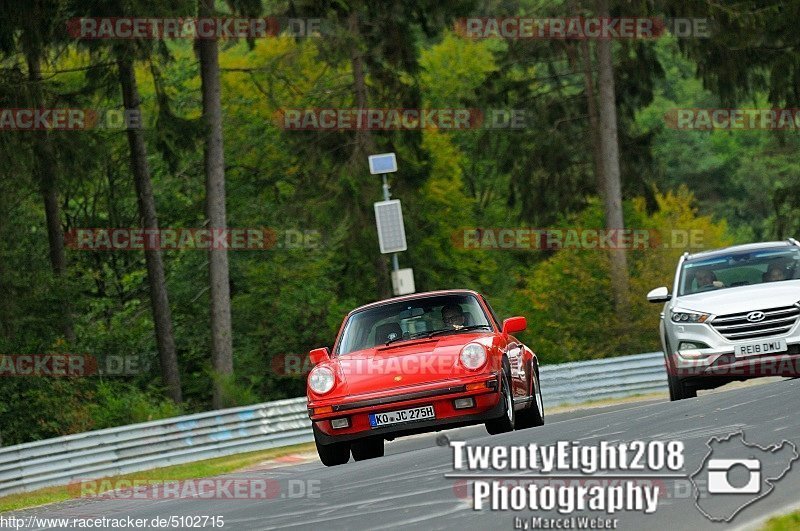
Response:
[374,200,407,254]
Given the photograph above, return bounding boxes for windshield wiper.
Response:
[384,331,432,346]
[383,325,492,346]
[425,324,492,338]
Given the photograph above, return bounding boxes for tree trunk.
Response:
[595,0,630,318]
[348,11,375,159]
[348,11,392,299]
[25,53,76,342]
[117,55,183,403]
[577,38,604,197]
[198,0,234,409]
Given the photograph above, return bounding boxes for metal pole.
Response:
[381,174,400,274]
[381,174,391,201]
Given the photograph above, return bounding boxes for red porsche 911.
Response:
[306,289,545,466]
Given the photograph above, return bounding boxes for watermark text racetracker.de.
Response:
[275,108,527,130]
[665,108,800,130]
[454,17,710,40]
[271,352,475,377]
[67,17,324,39]
[0,109,141,130]
[68,477,319,500]
[668,352,800,378]
[447,439,686,527]
[0,354,150,377]
[65,228,320,251]
[453,228,705,251]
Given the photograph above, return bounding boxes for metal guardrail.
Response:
[540,351,666,405]
[0,398,313,496]
[0,352,667,497]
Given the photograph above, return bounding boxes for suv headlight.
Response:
[671,310,710,323]
[460,343,487,370]
[308,366,335,394]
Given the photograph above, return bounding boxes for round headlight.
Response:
[308,366,335,394]
[460,343,487,370]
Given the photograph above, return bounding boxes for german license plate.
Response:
[369,405,435,427]
[734,339,787,358]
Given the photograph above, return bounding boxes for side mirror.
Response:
[502,316,527,335]
[308,347,330,365]
[647,287,672,303]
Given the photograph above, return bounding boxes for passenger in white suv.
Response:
[764,263,787,282]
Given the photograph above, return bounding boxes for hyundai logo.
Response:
[746,311,766,322]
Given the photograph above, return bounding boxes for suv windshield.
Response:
[679,247,800,296]
[335,294,492,356]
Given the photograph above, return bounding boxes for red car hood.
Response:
[328,333,492,397]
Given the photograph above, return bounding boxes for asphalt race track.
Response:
[9,379,800,530]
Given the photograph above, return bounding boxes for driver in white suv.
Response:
[695,269,721,289]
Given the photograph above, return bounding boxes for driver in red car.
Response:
[441,304,466,329]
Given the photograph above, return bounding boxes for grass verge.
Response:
[0,442,315,513]
[762,511,800,531]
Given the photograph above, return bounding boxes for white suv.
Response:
[648,240,800,400]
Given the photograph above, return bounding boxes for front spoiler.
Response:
[312,396,505,444]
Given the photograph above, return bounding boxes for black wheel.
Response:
[668,372,696,401]
[486,370,515,435]
[663,346,696,401]
[314,429,351,466]
[351,438,385,461]
[516,362,544,429]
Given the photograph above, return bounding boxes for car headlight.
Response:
[308,366,335,394]
[671,310,710,323]
[460,343,487,370]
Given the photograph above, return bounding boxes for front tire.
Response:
[486,371,515,434]
[314,429,351,466]
[516,362,545,429]
[664,346,696,401]
[668,372,696,401]
[351,437,385,461]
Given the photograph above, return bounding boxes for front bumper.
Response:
[665,320,800,379]
[309,372,502,444]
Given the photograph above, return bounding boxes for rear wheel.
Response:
[516,362,544,429]
[314,429,350,466]
[351,438,385,461]
[486,371,515,435]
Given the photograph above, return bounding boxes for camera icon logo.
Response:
[707,459,761,494]
[691,432,798,522]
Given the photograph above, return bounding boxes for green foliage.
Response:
[634,36,800,240]
[0,2,792,446]
[524,189,733,363]
[86,382,183,429]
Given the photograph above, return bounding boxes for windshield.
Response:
[679,247,800,296]
[334,294,492,356]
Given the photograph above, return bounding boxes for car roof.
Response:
[348,289,483,315]
[685,241,796,263]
